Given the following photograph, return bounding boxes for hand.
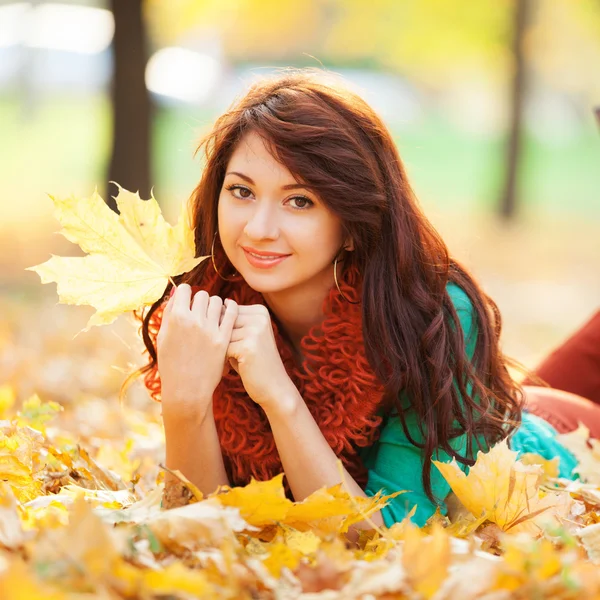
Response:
[226,304,297,411]
[156,284,238,422]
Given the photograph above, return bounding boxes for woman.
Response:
[133,69,598,537]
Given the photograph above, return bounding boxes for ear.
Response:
[344,237,355,252]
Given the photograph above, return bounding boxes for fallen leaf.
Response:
[519,452,560,479]
[0,385,15,418]
[282,526,322,555]
[146,497,253,552]
[0,558,66,600]
[29,494,126,591]
[0,482,29,549]
[556,423,600,485]
[402,523,450,598]
[495,535,563,591]
[578,522,600,564]
[213,474,293,527]
[434,439,568,533]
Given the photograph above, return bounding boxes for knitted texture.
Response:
[143,247,386,493]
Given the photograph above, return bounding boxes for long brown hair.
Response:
[129,68,523,501]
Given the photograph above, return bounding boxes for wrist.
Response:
[162,396,214,429]
[262,382,302,420]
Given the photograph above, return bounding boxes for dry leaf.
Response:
[213,474,294,527]
[0,482,29,549]
[27,186,206,331]
[402,523,450,598]
[146,497,253,552]
[578,522,600,564]
[495,535,563,591]
[0,558,67,600]
[519,452,560,479]
[556,423,600,485]
[434,439,569,533]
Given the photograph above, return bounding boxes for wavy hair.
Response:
[126,68,524,501]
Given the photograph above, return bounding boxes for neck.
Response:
[262,270,336,358]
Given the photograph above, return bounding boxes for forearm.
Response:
[264,385,384,540]
[162,400,230,503]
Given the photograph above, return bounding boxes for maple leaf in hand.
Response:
[27,185,206,332]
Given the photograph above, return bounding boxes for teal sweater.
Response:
[359,283,579,527]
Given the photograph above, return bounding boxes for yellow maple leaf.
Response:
[0,384,15,417]
[282,525,322,556]
[519,452,560,479]
[213,474,294,527]
[0,558,66,600]
[495,536,562,591]
[262,541,302,577]
[30,494,124,586]
[286,482,401,532]
[141,561,212,596]
[26,186,206,331]
[17,393,63,434]
[0,482,28,549]
[0,441,42,504]
[433,440,568,533]
[402,523,451,599]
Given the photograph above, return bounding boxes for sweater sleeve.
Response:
[362,283,477,528]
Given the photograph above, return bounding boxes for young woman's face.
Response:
[217,130,350,295]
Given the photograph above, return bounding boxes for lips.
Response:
[242,247,290,269]
[241,247,290,258]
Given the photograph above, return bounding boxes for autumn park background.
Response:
[0,1,599,596]
[2,0,599,394]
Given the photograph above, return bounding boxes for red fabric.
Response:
[524,385,600,438]
[523,311,600,405]
[143,247,386,493]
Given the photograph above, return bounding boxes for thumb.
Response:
[222,359,231,377]
[228,356,240,374]
[162,286,177,319]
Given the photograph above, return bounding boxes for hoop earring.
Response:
[211,231,239,281]
[333,255,360,304]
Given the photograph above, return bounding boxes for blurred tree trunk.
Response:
[107,0,151,212]
[500,0,532,221]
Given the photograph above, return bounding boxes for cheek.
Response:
[217,196,240,243]
[300,216,344,255]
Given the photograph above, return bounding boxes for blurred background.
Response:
[0,0,599,408]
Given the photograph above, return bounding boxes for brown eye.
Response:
[226,184,253,200]
[289,196,314,210]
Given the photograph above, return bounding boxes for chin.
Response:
[240,273,294,294]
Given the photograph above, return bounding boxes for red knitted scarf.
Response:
[143,255,387,493]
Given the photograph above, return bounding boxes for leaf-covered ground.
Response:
[2,298,600,599]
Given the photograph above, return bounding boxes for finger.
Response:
[228,356,240,374]
[191,290,210,319]
[229,327,245,343]
[219,299,238,336]
[207,295,223,324]
[173,284,192,312]
[235,304,271,315]
[222,359,231,377]
[162,291,176,320]
[230,313,269,329]
[226,339,242,362]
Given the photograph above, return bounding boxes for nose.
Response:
[243,201,280,241]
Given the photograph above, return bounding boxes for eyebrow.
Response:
[225,171,309,191]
